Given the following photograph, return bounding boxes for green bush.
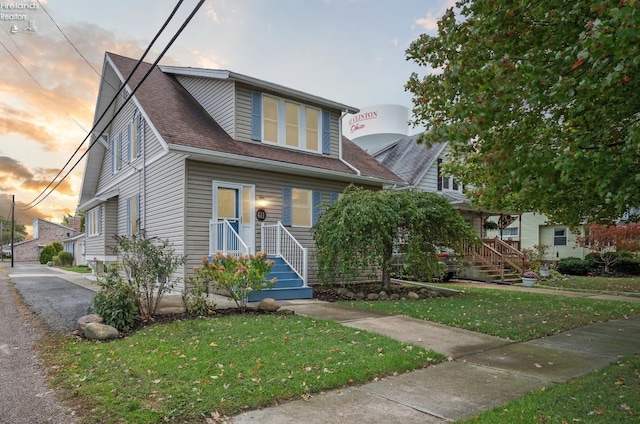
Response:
[556,257,591,276]
[39,245,56,264]
[611,257,640,275]
[58,251,74,267]
[92,266,138,331]
[52,255,61,266]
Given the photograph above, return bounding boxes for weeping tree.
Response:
[313,186,479,289]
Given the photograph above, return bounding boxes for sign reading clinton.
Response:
[343,104,410,140]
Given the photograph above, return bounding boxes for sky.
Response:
[0,0,453,236]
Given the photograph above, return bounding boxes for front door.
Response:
[213,182,255,253]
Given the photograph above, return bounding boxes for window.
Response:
[292,188,311,227]
[253,91,326,153]
[263,96,278,143]
[87,206,102,237]
[282,187,323,227]
[502,227,519,238]
[128,113,141,162]
[437,159,443,191]
[111,134,122,173]
[285,101,299,147]
[306,108,319,151]
[126,195,140,235]
[553,227,567,246]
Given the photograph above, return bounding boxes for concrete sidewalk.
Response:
[231,298,640,423]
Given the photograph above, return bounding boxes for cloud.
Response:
[0,155,75,196]
[205,3,219,23]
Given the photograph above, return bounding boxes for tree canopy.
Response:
[406,0,640,227]
[0,216,27,243]
[313,186,478,289]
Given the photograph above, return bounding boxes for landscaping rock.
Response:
[407,291,420,300]
[367,293,379,300]
[390,293,400,300]
[77,314,103,332]
[84,322,119,340]
[257,298,280,312]
[378,291,389,300]
[354,293,366,300]
[276,308,295,316]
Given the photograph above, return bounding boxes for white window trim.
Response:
[262,95,322,153]
[553,227,568,246]
[87,206,101,237]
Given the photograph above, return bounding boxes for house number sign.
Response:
[256,209,267,221]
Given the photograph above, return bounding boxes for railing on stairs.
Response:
[261,221,308,287]
[209,219,249,257]
[465,237,526,282]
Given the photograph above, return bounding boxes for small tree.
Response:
[577,223,640,273]
[39,242,64,264]
[113,231,186,319]
[313,186,479,289]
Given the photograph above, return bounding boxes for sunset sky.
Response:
[0,0,451,235]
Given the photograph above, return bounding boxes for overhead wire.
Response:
[23,0,189,208]
[23,0,206,210]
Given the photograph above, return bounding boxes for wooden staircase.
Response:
[463,238,526,284]
[247,256,313,301]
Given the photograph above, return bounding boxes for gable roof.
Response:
[107,52,402,184]
[379,135,447,186]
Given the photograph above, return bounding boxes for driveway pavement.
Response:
[0,262,79,423]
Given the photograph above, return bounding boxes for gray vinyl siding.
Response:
[235,84,340,157]
[175,75,236,138]
[185,159,380,284]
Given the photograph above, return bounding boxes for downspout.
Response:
[338,109,360,176]
[142,117,147,230]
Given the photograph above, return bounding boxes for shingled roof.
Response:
[107,52,403,184]
[379,135,446,186]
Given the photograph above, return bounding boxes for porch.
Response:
[209,219,313,301]
[461,237,526,284]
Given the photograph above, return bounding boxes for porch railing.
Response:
[261,221,308,286]
[466,242,506,281]
[209,219,249,257]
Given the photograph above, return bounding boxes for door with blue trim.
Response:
[213,182,255,253]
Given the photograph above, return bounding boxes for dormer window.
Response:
[252,91,330,155]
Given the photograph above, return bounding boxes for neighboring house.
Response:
[77,52,403,299]
[62,233,87,266]
[486,213,590,261]
[12,218,79,262]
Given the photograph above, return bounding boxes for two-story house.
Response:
[78,52,403,300]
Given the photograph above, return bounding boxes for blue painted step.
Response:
[247,256,313,301]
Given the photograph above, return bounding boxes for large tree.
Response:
[406,0,640,227]
[0,216,27,244]
[313,186,478,289]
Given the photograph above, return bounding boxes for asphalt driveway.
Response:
[6,262,95,332]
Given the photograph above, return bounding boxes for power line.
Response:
[23,0,189,208]
[24,0,206,210]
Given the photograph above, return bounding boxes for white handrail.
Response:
[209,219,249,257]
[261,221,308,286]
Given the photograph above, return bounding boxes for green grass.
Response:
[60,265,92,273]
[458,354,640,423]
[539,275,640,296]
[45,314,443,423]
[344,287,638,341]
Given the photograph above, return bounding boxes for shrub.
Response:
[611,257,640,275]
[113,231,186,319]
[557,257,591,275]
[92,266,138,331]
[58,251,74,266]
[52,255,61,266]
[194,252,276,311]
[39,245,56,264]
[183,275,216,316]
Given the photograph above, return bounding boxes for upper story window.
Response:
[128,112,142,162]
[252,91,330,154]
[437,159,462,193]
[111,134,122,174]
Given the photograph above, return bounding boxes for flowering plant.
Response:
[523,271,538,279]
[194,252,275,311]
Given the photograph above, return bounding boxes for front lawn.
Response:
[539,275,640,296]
[43,314,443,423]
[460,354,640,423]
[345,287,638,341]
